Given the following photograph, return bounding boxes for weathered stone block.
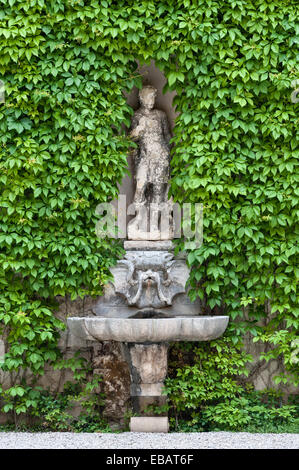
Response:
[92,342,131,420]
[130,416,169,433]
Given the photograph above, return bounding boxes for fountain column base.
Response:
[122,342,169,432]
[67,316,229,430]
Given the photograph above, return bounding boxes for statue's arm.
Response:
[129,112,141,169]
[129,112,143,141]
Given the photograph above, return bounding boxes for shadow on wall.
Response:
[126,60,178,130]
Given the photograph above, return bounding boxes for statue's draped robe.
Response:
[130,108,171,202]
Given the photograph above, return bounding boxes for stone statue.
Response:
[130,86,172,205]
[128,86,173,240]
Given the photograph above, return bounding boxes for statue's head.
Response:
[139,86,157,110]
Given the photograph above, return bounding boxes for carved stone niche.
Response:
[93,242,201,318]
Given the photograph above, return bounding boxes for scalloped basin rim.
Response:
[67,316,229,343]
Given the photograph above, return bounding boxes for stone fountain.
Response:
[67,86,229,432]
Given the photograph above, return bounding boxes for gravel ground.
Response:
[0,432,298,449]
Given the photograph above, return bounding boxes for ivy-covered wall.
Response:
[0,0,298,425]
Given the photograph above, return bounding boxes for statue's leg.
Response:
[133,163,147,204]
[134,183,147,204]
[152,183,173,239]
[152,183,165,204]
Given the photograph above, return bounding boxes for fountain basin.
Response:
[67,316,229,343]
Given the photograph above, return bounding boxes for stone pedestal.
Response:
[122,342,169,432]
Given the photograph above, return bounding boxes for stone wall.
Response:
[243,331,297,395]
